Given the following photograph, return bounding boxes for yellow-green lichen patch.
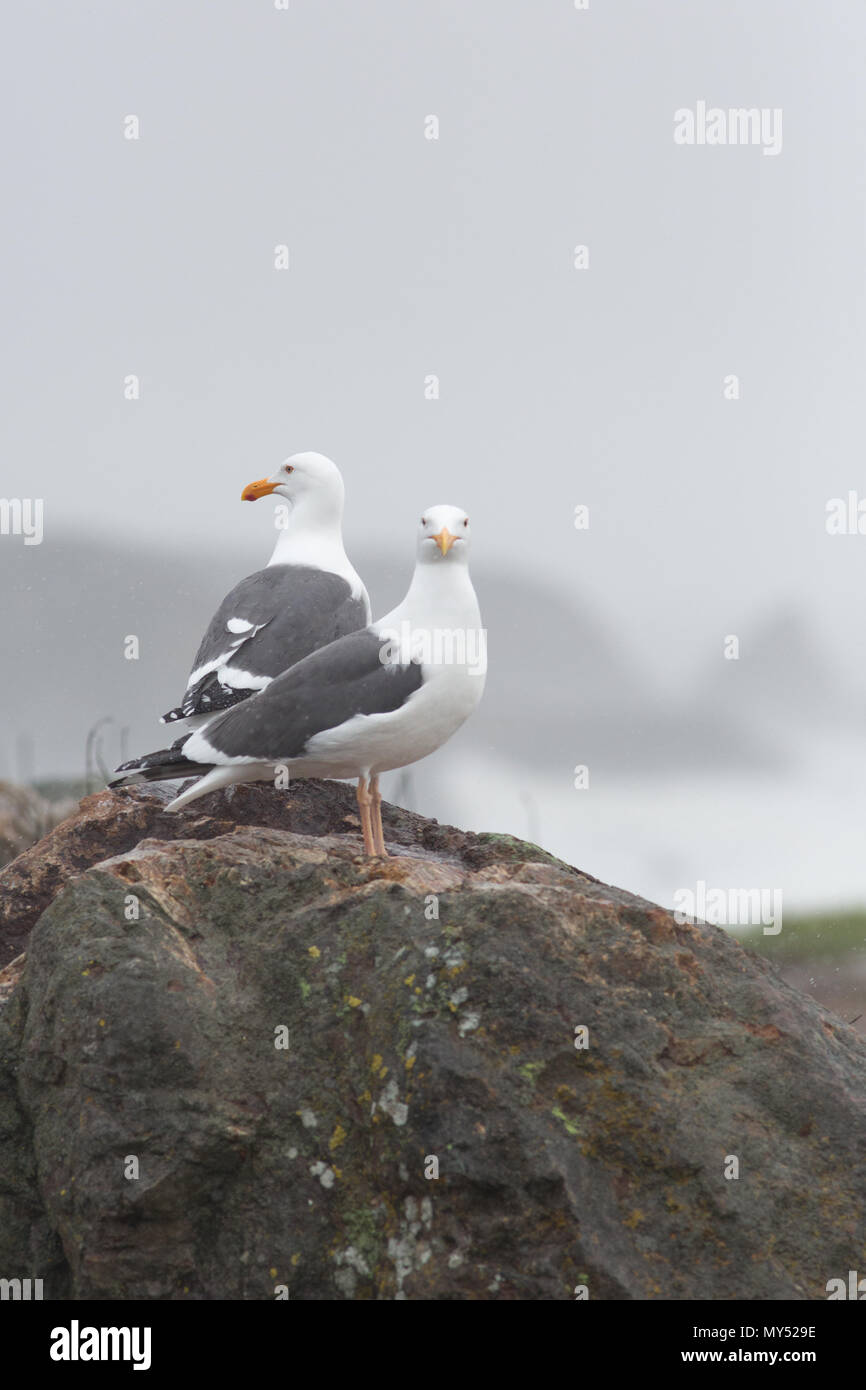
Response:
[518,1061,545,1085]
[552,1105,580,1137]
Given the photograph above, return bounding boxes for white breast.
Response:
[300,662,485,778]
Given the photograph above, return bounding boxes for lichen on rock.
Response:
[0,780,864,1300]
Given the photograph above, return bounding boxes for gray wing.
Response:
[202,628,424,762]
[163,566,369,722]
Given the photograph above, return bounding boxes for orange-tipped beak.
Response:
[241,477,278,502]
[432,528,457,556]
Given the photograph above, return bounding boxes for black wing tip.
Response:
[109,734,200,786]
[114,757,144,773]
[172,685,257,719]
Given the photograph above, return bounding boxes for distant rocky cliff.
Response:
[0,782,863,1299]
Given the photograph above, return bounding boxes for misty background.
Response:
[2,0,866,973]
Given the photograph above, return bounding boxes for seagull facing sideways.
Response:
[111,505,486,857]
[161,452,370,726]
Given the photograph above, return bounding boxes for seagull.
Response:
[161,452,370,726]
[111,505,486,857]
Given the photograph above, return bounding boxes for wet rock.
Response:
[0,783,863,1299]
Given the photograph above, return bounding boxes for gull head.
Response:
[416,504,471,564]
[241,452,345,514]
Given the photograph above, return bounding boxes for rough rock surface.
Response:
[0,782,864,1300]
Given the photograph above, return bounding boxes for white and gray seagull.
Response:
[161,451,370,726]
[111,505,486,857]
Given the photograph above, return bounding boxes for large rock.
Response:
[0,783,863,1300]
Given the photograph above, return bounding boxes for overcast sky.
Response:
[3,0,865,698]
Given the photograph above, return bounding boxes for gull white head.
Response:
[378,502,483,676]
[241,451,345,522]
[240,452,365,597]
[416,504,471,565]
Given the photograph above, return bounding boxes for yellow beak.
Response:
[241,477,278,501]
[432,528,457,556]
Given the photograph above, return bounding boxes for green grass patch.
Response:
[731,910,866,963]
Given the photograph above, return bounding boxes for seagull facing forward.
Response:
[161,452,370,725]
[111,505,486,857]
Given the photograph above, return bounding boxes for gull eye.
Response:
[284,464,294,474]
[421,517,427,525]
[463,518,468,526]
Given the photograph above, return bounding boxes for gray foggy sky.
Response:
[3,0,866,699]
